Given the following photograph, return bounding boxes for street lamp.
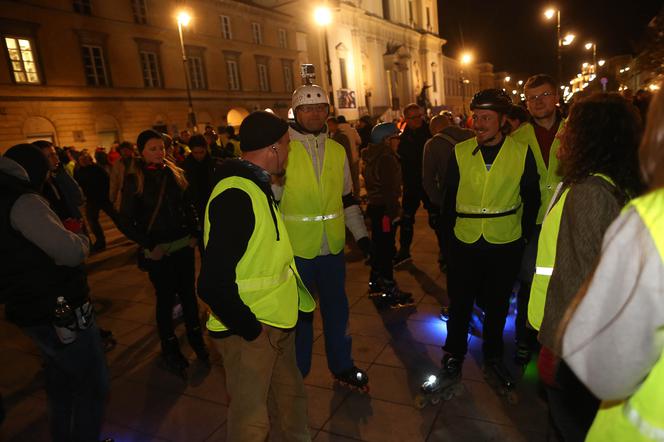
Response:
[177,11,196,130]
[544,7,575,90]
[585,42,597,75]
[314,6,334,107]
[459,51,473,116]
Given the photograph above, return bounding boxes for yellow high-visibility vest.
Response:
[454,135,528,244]
[204,175,315,332]
[280,137,346,259]
[512,120,565,224]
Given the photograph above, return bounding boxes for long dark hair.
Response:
[559,93,645,196]
[639,89,664,190]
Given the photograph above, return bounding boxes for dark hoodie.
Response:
[197,159,280,341]
[362,142,402,219]
[0,153,89,326]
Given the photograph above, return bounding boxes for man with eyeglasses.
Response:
[511,74,565,366]
[273,80,371,391]
[394,103,439,268]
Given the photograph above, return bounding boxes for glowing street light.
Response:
[177,11,191,26]
[517,80,523,86]
[459,52,474,115]
[176,10,196,129]
[313,6,332,26]
[505,76,511,82]
[562,33,575,46]
[544,7,573,91]
[598,59,606,67]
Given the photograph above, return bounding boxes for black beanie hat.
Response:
[239,111,289,152]
[4,143,50,190]
[136,129,163,152]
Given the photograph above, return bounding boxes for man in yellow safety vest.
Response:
[198,111,316,442]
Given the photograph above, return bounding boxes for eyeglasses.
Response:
[299,104,329,113]
[526,91,555,102]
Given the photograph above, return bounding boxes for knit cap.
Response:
[239,111,289,152]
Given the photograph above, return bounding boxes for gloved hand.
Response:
[62,217,83,234]
[357,236,371,264]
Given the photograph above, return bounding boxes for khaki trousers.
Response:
[215,326,310,442]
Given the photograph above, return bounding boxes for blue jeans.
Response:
[294,253,353,377]
[22,321,109,442]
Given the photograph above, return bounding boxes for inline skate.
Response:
[414,355,464,409]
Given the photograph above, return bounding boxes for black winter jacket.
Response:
[119,162,200,250]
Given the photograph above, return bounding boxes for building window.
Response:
[140,51,161,87]
[432,70,437,92]
[257,61,270,92]
[338,58,349,89]
[4,37,40,84]
[382,0,390,20]
[220,15,232,40]
[73,0,92,15]
[81,45,109,86]
[251,22,262,45]
[185,48,207,90]
[132,0,147,24]
[426,7,431,30]
[282,60,293,92]
[278,28,287,49]
[408,0,414,24]
[226,59,240,91]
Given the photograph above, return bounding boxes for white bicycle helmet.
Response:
[292,84,329,110]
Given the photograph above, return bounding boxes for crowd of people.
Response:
[0,70,662,442]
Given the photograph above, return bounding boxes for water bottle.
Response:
[53,296,77,344]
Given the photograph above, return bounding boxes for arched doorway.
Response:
[23,116,58,145]
[226,107,249,129]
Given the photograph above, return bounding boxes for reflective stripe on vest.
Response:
[280,137,346,259]
[623,401,664,442]
[203,175,315,333]
[282,212,342,222]
[528,174,615,331]
[453,135,528,244]
[511,121,565,225]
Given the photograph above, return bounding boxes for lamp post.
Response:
[314,6,334,108]
[545,8,575,91]
[585,42,597,74]
[177,11,196,130]
[460,52,473,116]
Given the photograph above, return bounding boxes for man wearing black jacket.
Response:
[198,111,315,442]
[395,103,437,266]
[426,89,540,391]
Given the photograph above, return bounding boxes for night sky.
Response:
[438,0,664,80]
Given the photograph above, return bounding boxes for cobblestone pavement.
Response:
[0,211,550,441]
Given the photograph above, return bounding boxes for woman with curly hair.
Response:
[119,129,208,378]
[527,93,645,441]
[561,89,664,441]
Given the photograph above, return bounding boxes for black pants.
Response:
[86,199,121,246]
[545,361,600,442]
[147,246,201,341]
[367,205,396,282]
[400,184,443,254]
[444,238,523,360]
